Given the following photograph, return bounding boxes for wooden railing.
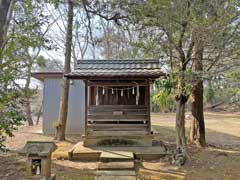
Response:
[87,105,149,132]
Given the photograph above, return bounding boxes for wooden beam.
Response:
[87,81,149,87]
[65,75,162,81]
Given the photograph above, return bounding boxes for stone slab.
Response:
[98,161,135,170]
[94,176,136,180]
[71,152,101,161]
[96,170,136,176]
[100,151,134,162]
[68,142,101,161]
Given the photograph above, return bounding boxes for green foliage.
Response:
[208,70,240,105]
[152,75,177,112]
[205,87,215,104]
[152,90,175,112]
[35,55,47,67]
[0,71,26,151]
[0,0,50,151]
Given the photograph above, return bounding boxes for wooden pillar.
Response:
[136,85,139,105]
[145,86,148,106]
[84,80,88,135]
[147,81,151,132]
[87,86,90,106]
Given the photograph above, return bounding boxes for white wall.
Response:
[42,78,85,134]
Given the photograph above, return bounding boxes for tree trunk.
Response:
[54,0,73,141]
[0,0,12,59]
[25,98,33,126]
[175,65,187,151]
[189,44,206,147]
[36,104,42,125]
[24,63,34,126]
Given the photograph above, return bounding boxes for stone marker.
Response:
[19,141,57,180]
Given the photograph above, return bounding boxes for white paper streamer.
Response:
[102,87,105,95]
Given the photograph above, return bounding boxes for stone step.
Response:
[96,170,136,176]
[94,176,137,180]
[100,151,134,162]
[68,142,101,161]
[69,151,101,161]
[98,161,135,170]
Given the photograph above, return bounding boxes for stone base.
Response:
[83,134,153,147]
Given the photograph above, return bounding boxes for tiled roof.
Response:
[65,59,164,79]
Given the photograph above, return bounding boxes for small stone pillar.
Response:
[19,141,57,180]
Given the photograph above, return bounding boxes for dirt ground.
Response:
[1,112,240,180]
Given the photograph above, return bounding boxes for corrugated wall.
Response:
[43,78,85,134]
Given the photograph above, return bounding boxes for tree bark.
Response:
[0,0,12,59]
[54,0,73,141]
[24,63,34,126]
[189,44,206,147]
[175,63,187,151]
[25,98,33,126]
[36,104,42,125]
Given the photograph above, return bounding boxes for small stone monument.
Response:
[19,141,57,180]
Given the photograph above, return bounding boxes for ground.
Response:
[1,112,240,180]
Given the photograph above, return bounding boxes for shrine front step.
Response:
[94,171,137,180]
[83,134,153,147]
[96,170,136,176]
[98,161,135,171]
[96,151,136,179]
[100,151,134,162]
[94,175,136,180]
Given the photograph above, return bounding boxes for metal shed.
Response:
[32,72,85,135]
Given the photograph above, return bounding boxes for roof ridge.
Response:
[76,59,159,64]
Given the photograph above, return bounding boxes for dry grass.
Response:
[1,112,240,180]
[139,112,240,180]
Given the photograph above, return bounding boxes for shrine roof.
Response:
[65,59,165,79]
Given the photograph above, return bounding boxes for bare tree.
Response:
[54,0,74,141]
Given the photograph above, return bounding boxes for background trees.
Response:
[0,0,239,151]
[123,0,240,149]
[0,0,51,149]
